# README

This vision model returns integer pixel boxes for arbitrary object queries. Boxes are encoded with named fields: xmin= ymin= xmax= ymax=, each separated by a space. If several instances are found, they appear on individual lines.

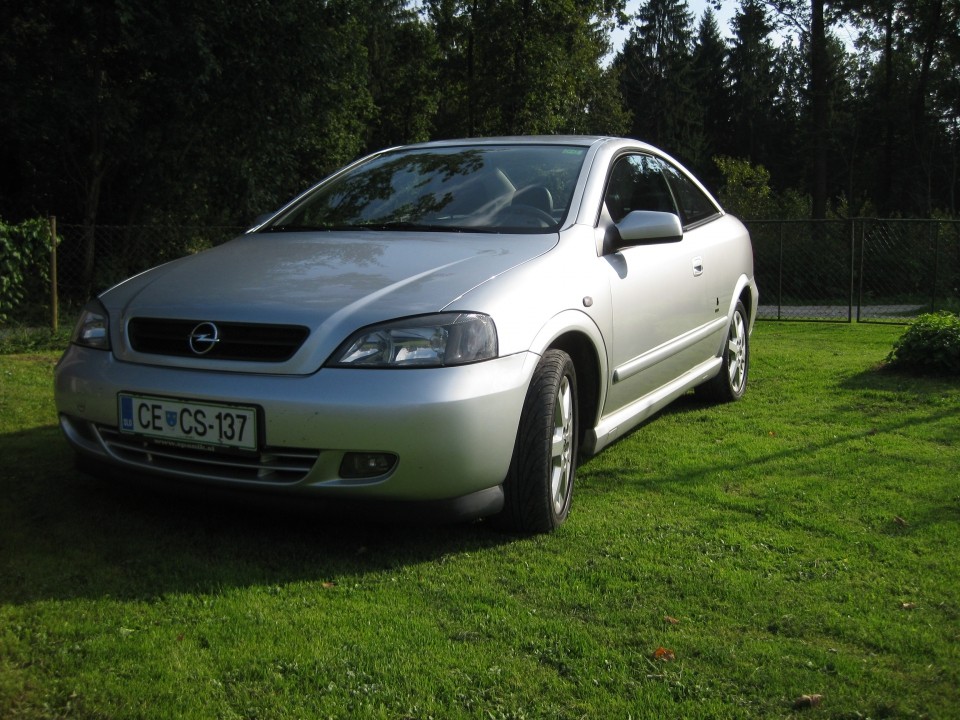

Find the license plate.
xmin=119 ymin=394 xmax=258 ymax=451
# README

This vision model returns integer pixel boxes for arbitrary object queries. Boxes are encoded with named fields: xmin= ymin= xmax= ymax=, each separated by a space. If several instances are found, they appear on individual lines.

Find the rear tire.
xmin=697 ymin=299 xmax=749 ymax=402
xmin=496 ymin=349 xmax=578 ymax=534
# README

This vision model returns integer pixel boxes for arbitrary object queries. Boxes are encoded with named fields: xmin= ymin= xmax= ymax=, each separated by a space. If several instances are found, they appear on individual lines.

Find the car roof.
xmin=393 ymin=136 xmax=652 ymax=151
xmin=404 ymin=135 xmax=605 ymax=146
xmin=386 ymin=136 xmax=670 ymax=162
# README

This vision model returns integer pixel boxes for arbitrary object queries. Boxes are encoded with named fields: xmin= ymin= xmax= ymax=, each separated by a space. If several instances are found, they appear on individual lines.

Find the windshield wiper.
xmin=354 ymin=221 xmax=458 ymax=232
xmin=260 ymin=224 xmax=376 ymax=233
xmin=261 ymin=221 xmax=498 ymax=234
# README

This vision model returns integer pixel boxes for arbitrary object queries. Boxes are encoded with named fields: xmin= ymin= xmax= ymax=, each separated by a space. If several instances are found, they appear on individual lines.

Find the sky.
xmin=604 ymin=0 xmax=738 ymax=64
xmin=611 ymin=0 xmax=739 ymax=47
xmin=608 ymin=0 xmax=862 ymax=55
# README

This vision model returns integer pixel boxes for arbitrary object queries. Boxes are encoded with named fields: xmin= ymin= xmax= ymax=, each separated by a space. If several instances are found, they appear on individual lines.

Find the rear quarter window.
xmin=662 ymin=163 xmax=721 ymax=227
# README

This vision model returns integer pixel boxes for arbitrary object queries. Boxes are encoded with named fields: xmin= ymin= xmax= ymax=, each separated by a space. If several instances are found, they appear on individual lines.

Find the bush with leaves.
xmin=714 ymin=156 xmax=777 ymax=220
xmin=714 ymin=156 xmax=811 ymax=221
xmin=886 ymin=312 xmax=960 ymax=375
xmin=0 ymin=217 xmax=52 ymax=323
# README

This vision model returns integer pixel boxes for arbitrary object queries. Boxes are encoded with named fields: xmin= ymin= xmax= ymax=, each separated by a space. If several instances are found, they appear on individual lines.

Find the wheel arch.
xmin=733 ymin=274 xmax=759 ymax=334
xmin=546 ymin=330 xmax=602 ymax=461
xmin=523 ymin=310 xmax=610 ymax=459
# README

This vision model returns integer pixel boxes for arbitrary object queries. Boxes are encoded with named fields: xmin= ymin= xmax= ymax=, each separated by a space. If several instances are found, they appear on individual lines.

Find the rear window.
xmin=661 ymin=162 xmax=721 ymax=226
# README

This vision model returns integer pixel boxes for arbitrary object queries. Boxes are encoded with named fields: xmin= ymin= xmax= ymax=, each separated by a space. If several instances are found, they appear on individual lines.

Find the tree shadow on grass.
xmin=577 ymin=372 xmax=960 ymax=556
xmin=578 ymin=380 xmax=959 ymax=507
xmin=0 ymin=426 xmax=514 ymax=605
xmin=575 ymin=392 xmax=717 ymax=486
xmin=839 ymin=364 xmax=960 ymax=393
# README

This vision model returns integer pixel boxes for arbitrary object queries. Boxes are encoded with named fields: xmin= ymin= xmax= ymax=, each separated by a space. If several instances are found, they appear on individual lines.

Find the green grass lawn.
xmin=1 ymin=322 xmax=957 ymax=719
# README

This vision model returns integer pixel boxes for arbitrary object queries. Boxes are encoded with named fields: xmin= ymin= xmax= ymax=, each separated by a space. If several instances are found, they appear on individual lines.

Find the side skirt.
xmin=582 ymin=356 xmax=722 ymax=456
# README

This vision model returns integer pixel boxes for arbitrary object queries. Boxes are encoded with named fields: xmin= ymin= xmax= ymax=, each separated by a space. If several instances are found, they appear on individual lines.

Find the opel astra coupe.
xmin=55 ymin=136 xmax=758 ymax=533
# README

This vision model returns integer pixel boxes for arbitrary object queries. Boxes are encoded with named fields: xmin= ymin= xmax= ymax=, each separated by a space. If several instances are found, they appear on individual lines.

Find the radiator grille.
xmin=128 ymin=318 xmax=309 ymax=362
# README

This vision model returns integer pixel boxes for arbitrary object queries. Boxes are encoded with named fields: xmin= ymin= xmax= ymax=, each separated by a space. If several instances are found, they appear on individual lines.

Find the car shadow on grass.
xmin=0 ymin=426 xmax=515 ymax=605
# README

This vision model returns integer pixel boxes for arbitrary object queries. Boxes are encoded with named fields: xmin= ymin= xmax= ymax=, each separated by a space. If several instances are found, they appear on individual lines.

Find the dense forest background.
xmin=1 ymin=0 xmax=957 ymax=230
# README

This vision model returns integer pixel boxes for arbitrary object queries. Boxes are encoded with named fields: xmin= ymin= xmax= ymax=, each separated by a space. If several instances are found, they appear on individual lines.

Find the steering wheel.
xmin=495 ymin=204 xmax=556 ymax=228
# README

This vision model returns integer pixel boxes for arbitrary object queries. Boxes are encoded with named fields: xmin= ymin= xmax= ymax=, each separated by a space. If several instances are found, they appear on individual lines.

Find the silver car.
xmin=55 ymin=136 xmax=757 ymax=533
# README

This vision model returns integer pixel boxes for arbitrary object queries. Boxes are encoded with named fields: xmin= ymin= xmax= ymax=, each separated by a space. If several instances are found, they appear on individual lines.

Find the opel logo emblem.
xmin=188 ymin=322 xmax=220 ymax=355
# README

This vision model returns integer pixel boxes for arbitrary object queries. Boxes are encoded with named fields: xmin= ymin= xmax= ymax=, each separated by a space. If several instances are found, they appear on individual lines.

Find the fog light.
xmin=339 ymin=452 xmax=397 ymax=479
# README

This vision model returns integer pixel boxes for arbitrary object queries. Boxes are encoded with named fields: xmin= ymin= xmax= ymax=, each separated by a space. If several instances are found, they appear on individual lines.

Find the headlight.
xmin=70 ymin=299 xmax=111 ymax=350
xmin=329 ymin=313 xmax=497 ymax=368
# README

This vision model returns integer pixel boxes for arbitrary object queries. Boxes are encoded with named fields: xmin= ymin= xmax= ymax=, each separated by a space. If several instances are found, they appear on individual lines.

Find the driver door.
xmin=601 ymin=154 xmax=712 ymax=414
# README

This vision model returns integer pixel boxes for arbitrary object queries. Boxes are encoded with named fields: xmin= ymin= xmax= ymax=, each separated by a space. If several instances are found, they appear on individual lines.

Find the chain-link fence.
xmin=51 ymin=223 xmax=247 ymax=325
xmin=2 ymin=218 xmax=958 ymax=331
xmin=749 ymin=218 xmax=959 ymax=322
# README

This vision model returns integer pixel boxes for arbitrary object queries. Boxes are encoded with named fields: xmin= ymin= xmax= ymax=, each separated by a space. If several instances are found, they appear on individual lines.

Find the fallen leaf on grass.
xmin=793 ymin=694 xmax=823 ymax=709
xmin=652 ymin=646 xmax=675 ymax=661
xmin=900 ymin=602 xmax=917 ymax=610
xmin=321 ymin=582 xmax=336 ymax=589
xmin=893 ymin=516 xmax=909 ymax=527
xmin=664 ymin=615 xmax=680 ymax=625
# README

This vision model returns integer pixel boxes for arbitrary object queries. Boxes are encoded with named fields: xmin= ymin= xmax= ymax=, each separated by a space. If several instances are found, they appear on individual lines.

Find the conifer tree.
xmin=617 ymin=0 xmax=699 ymax=160
xmin=690 ymin=8 xmax=733 ymax=183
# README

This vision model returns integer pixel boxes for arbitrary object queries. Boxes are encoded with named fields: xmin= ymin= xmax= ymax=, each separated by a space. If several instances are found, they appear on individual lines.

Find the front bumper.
xmin=55 ymin=346 xmax=537 ymax=510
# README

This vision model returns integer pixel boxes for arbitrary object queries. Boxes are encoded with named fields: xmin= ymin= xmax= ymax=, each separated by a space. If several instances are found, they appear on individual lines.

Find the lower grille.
xmin=96 ymin=425 xmax=318 ymax=484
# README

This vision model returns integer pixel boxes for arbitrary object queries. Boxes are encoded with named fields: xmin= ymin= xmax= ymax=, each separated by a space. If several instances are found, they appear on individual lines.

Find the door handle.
xmin=692 ymin=256 xmax=704 ymax=277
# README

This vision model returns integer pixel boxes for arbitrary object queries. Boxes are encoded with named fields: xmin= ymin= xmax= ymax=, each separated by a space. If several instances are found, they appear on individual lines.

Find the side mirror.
xmin=611 ymin=210 xmax=683 ymax=250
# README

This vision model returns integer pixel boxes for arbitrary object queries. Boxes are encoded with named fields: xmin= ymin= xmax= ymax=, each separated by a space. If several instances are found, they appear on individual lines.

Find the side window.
xmin=603 ymin=155 xmax=677 ymax=223
xmin=661 ymin=162 xmax=721 ymax=226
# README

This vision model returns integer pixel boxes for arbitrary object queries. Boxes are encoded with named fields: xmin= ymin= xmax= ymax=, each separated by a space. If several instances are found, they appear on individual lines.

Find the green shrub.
xmin=886 ymin=311 xmax=960 ymax=375
xmin=0 ymin=217 xmax=53 ymax=323
xmin=715 ymin=156 xmax=777 ymax=220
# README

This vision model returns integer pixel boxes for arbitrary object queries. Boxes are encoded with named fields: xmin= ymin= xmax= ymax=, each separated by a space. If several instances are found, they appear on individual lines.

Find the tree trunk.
xmin=810 ymin=0 xmax=828 ymax=219
xmin=80 ymin=155 xmax=105 ymax=299
xmin=880 ymin=9 xmax=894 ymax=216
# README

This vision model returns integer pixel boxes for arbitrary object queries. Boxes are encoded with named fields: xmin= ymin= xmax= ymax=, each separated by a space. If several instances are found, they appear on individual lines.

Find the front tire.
xmin=697 ymin=299 xmax=750 ymax=402
xmin=497 ymin=349 xmax=578 ymax=534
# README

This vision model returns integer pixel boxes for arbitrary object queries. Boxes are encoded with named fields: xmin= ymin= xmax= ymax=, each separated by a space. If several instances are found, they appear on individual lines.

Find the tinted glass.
xmin=266 ymin=145 xmax=588 ymax=234
xmin=661 ymin=162 xmax=720 ymax=226
xmin=603 ymin=155 xmax=677 ymax=222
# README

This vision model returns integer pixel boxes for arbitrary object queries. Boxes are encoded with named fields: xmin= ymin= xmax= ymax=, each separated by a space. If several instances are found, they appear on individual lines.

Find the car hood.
xmin=105 ymin=230 xmax=556 ymax=371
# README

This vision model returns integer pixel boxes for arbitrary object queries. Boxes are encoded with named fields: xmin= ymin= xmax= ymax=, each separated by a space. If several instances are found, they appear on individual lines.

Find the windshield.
xmin=265 ymin=144 xmax=588 ymax=234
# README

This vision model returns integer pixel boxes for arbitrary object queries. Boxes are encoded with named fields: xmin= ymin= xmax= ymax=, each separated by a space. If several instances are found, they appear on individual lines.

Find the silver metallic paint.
xmin=55 ymin=136 xmax=758 ymax=514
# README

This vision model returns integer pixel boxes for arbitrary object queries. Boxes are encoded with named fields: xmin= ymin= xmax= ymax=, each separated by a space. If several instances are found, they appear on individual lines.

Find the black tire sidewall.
xmin=728 ymin=300 xmax=749 ymax=400
xmin=499 ymin=349 xmax=578 ymax=533
xmin=696 ymin=299 xmax=749 ymax=403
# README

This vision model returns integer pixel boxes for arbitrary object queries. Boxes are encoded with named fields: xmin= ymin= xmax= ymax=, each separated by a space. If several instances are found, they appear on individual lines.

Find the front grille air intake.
xmin=128 ymin=318 xmax=309 ymax=362
xmin=96 ymin=425 xmax=319 ymax=484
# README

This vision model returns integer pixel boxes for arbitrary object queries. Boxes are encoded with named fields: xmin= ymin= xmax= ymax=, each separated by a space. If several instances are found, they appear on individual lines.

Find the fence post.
xmin=849 ymin=218 xmax=856 ymax=322
xmin=777 ymin=221 xmax=784 ymax=320
xmin=930 ymin=221 xmax=939 ymax=312
xmin=49 ymin=216 xmax=58 ymax=332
